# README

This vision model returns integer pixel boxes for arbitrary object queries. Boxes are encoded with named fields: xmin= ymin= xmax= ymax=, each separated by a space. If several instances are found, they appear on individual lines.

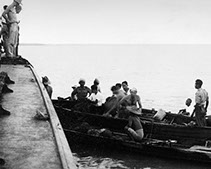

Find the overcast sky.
xmin=1 ymin=0 xmax=211 ymax=44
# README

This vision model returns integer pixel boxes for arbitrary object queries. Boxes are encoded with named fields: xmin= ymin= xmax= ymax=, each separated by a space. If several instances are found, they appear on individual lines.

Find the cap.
xmin=130 ymin=87 xmax=137 ymax=93
xmin=79 ymin=78 xmax=85 ymax=83
xmin=94 ymin=78 xmax=100 ymax=84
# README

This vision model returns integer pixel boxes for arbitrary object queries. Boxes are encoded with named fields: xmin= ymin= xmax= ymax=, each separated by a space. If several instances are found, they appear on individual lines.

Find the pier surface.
xmin=0 ymin=64 xmax=75 ymax=169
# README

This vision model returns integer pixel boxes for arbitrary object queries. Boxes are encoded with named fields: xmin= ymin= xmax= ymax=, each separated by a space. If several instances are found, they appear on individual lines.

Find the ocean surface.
xmin=20 ymin=44 xmax=211 ymax=169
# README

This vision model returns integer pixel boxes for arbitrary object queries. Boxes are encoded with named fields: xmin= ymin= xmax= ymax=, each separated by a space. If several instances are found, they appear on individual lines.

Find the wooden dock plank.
xmin=0 ymin=65 xmax=75 ymax=169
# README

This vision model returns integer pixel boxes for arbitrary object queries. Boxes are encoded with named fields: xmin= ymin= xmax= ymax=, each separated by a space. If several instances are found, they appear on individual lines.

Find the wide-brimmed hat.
xmin=126 ymin=106 xmax=142 ymax=115
xmin=42 ymin=76 xmax=50 ymax=85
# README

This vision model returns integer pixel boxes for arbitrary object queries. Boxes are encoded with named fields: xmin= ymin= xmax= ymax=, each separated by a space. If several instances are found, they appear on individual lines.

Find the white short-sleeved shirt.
xmin=185 ymin=106 xmax=194 ymax=115
xmin=195 ymin=88 xmax=209 ymax=106
xmin=89 ymin=92 xmax=104 ymax=106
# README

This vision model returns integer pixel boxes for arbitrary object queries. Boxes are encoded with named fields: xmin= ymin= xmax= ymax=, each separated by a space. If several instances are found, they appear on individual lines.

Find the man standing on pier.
xmin=191 ymin=79 xmax=209 ymax=127
xmin=1 ymin=0 xmax=22 ymax=58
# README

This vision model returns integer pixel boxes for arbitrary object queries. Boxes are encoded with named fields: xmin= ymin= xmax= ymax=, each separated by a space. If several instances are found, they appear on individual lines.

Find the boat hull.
xmin=64 ymin=129 xmax=211 ymax=164
xmin=54 ymin=103 xmax=211 ymax=146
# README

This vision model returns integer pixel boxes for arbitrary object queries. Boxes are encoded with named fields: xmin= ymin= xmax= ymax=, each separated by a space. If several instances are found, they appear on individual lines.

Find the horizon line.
xmin=19 ymin=43 xmax=211 ymax=46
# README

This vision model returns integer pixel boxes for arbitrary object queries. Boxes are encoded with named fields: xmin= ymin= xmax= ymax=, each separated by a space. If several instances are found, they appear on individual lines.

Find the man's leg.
xmin=195 ymin=106 xmax=206 ymax=127
xmin=7 ymin=24 xmax=18 ymax=57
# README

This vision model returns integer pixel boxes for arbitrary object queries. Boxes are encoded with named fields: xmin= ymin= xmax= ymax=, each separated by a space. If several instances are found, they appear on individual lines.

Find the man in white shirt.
xmin=89 ymin=85 xmax=104 ymax=107
xmin=191 ymin=79 xmax=209 ymax=127
xmin=178 ymin=98 xmax=193 ymax=116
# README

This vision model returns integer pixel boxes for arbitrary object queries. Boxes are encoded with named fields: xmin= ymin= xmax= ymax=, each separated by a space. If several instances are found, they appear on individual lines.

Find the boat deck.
xmin=0 ymin=64 xmax=75 ymax=169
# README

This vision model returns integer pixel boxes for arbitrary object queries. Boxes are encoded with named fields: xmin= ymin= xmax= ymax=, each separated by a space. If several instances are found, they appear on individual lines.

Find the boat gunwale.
xmin=30 ymin=66 xmax=76 ymax=169
xmin=55 ymin=104 xmax=211 ymax=130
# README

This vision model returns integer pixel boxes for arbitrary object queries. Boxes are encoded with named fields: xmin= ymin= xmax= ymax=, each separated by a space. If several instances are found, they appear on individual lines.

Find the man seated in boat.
xmin=118 ymin=87 xmax=142 ymax=119
xmin=122 ymin=81 xmax=130 ymax=95
xmin=103 ymin=85 xmax=125 ymax=117
xmin=166 ymin=98 xmax=194 ymax=125
xmin=92 ymin=78 xmax=101 ymax=93
xmin=124 ymin=106 xmax=144 ymax=142
xmin=191 ymin=79 xmax=209 ymax=127
xmin=88 ymin=85 xmax=104 ymax=114
xmin=115 ymin=83 xmax=126 ymax=96
xmin=178 ymin=98 xmax=193 ymax=116
xmin=71 ymin=78 xmax=91 ymax=102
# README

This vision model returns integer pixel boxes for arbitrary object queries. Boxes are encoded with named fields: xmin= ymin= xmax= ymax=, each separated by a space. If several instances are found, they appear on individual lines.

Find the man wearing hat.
xmin=93 ymin=78 xmax=101 ymax=93
xmin=2 ymin=0 xmax=22 ymax=57
xmin=71 ymin=79 xmax=91 ymax=101
xmin=125 ymin=105 xmax=144 ymax=142
xmin=42 ymin=76 xmax=53 ymax=99
xmin=118 ymin=87 xmax=142 ymax=118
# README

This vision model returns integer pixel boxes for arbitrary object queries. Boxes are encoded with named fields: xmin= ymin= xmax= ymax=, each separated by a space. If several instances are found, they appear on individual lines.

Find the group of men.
xmin=69 ymin=78 xmax=142 ymax=118
xmin=69 ymin=78 xmax=209 ymax=127
xmin=0 ymin=0 xmax=22 ymax=58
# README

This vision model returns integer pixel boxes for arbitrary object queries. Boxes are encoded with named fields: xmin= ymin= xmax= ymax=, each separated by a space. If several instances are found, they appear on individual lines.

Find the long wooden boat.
xmin=63 ymin=128 xmax=211 ymax=163
xmin=53 ymin=99 xmax=211 ymax=146
xmin=53 ymin=99 xmax=195 ymax=124
xmin=53 ymin=104 xmax=211 ymax=163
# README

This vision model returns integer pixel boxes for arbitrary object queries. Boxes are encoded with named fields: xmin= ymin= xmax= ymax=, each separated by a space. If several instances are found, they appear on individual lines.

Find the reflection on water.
xmin=76 ymin=156 xmax=127 ymax=169
xmin=71 ymin=144 xmax=210 ymax=169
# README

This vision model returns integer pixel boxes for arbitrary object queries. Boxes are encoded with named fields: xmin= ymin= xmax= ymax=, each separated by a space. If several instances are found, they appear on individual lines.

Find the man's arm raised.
xmin=2 ymin=2 xmax=16 ymax=23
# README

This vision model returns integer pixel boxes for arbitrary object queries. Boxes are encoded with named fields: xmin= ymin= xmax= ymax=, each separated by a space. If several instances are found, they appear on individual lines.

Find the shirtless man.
xmin=2 ymin=0 xmax=22 ymax=57
xmin=118 ymin=88 xmax=142 ymax=118
xmin=124 ymin=106 xmax=144 ymax=142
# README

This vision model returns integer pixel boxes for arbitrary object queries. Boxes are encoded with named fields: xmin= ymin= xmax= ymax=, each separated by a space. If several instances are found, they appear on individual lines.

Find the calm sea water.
xmin=20 ymin=44 xmax=211 ymax=169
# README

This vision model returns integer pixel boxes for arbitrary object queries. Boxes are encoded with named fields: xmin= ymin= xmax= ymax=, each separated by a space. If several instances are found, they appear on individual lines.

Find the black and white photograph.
xmin=0 ymin=0 xmax=211 ymax=168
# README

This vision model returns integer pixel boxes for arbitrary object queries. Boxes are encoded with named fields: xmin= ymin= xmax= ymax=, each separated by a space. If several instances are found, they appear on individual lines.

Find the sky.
xmin=1 ymin=0 xmax=211 ymax=44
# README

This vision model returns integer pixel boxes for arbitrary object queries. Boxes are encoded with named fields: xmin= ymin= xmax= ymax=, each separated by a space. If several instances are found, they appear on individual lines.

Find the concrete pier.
xmin=0 ymin=64 xmax=76 ymax=169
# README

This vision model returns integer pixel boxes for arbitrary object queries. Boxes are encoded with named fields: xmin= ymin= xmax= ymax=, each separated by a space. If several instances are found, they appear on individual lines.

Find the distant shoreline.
xmin=19 ymin=43 xmax=211 ymax=46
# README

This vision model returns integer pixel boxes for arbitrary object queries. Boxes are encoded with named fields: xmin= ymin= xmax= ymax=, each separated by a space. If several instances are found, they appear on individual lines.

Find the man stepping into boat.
xmin=191 ymin=79 xmax=209 ymax=127
xmin=118 ymin=88 xmax=142 ymax=118
xmin=71 ymin=78 xmax=91 ymax=101
xmin=124 ymin=106 xmax=144 ymax=142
